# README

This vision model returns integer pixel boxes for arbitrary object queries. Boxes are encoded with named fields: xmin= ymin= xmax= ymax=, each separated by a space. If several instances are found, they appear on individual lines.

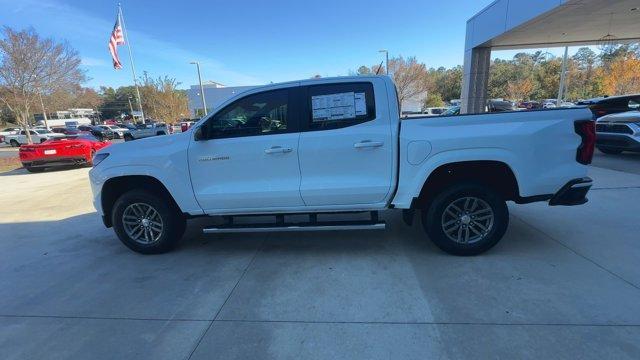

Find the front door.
xmin=188 ymin=87 xmax=304 ymax=212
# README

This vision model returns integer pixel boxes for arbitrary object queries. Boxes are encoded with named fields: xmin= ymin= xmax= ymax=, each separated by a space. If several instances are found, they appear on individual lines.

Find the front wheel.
xmin=112 ymin=190 xmax=186 ymax=254
xmin=10 ymin=139 xmax=20 ymax=147
xmin=422 ymin=183 xmax=509 ymax=256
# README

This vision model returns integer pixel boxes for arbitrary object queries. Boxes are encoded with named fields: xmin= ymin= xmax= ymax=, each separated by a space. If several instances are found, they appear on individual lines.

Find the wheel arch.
xmin=101 ymin=175 xmax=183 ymax=227
xmin=413 ymin=160 xmax=520 ymax=209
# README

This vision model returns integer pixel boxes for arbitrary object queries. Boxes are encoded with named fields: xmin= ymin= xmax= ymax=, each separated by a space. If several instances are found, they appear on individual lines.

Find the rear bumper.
xmin=549 ymin=177 xmax=593 ymax=206
xmin=21 ymin=155 xmax=88 ymax=168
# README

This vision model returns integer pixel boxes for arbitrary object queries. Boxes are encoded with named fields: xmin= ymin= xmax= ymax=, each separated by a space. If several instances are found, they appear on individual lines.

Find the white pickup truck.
xmin=89 ymin=76 xmax=596 ymax=256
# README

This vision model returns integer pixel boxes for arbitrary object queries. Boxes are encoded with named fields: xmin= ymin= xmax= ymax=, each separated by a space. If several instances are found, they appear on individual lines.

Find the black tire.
xmin=124 ymin=134 xmax=133 ymax=142
xmin=422 ymin=183 xmax=509 ymax=256
xmin=10 ymin=139 xmax=19 ymax=147
xmin=112 ymin=189 xmax=186 ymax=254
xmin=597 ymin=147 xmax=623 ymax=155
xmin=156 ymin=131 xmax=164 ymax=136
xmin=25 ymin=166 xmax=45 ymax=173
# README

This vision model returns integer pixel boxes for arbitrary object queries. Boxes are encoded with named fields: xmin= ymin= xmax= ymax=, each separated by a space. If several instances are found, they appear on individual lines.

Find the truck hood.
xmin=97 ymin=132 xmax=188 ymax=156
xmin=598 ymin=111 xmax=640 ymax=124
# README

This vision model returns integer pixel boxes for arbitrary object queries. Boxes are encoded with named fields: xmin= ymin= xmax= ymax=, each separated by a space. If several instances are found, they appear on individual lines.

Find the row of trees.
xmin=353 ymin=44 xmax=640 ymax=111
xmin=0 ymin=27 xmax=189 ymax=137
xmin=489 ymin=45 xmax=640 ymax=101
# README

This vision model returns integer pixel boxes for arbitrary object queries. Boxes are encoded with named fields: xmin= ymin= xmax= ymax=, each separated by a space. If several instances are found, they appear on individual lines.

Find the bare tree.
xmin=0 ymin=27 xmax=85 ymax=143
xmin=388 ymin=56 xmax=430 ymax=111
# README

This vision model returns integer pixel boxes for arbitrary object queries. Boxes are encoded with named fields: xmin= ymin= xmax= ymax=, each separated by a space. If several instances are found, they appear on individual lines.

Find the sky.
xmin=0 ymin=0 xmax=586 ymax=90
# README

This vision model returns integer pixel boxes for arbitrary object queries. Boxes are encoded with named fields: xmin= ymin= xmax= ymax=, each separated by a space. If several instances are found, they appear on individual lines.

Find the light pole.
xmin=190 ymin=61 xmax=208 ymax=116
xmin=379 ymin=49 xmax=389 ymax=75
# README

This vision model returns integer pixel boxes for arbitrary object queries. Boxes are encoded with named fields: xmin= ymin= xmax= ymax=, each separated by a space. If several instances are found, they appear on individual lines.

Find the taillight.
xmin=65 ymin=144 xmax=85 ymax=149
xmin=574 ymin=120 xmax=595 ymax=165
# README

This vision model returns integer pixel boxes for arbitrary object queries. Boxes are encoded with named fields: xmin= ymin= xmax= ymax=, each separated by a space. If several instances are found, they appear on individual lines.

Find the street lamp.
xmin=378 ymin=49 xmax=389 ymax=75
xmin=190 ymin=61 xmax=208 ymax=116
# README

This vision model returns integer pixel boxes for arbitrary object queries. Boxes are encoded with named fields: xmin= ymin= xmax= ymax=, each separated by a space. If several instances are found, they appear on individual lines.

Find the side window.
xmin=205 ymin=89 xmax=289 ymax=139
xmin=629 ymin=99 xmax=639 ymax=109
xmin=20 ymin=131 xmax=26 ymax=135
xmin=307 ymin=82 xmax=376 ymax=131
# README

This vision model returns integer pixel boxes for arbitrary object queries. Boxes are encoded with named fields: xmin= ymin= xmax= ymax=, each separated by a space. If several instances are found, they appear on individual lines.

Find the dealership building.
xmin=462 ymin=0 xmax=640 ymax=113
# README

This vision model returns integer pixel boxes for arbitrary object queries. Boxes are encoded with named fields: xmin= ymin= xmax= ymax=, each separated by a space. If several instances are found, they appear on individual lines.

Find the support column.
xmin=461 ymin=46 xmax=491 ymax=114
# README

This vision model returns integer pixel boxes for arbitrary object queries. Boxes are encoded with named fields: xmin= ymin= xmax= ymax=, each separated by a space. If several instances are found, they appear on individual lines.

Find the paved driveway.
xmin=0 ymin=160 xmax=639 ymax=359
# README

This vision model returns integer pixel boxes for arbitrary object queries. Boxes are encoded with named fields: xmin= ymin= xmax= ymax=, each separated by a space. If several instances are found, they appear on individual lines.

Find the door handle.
xmin=354 ymin=140 xmax=384 ymax=149
xmin=265 ymin=146 xmax=293 ymax=154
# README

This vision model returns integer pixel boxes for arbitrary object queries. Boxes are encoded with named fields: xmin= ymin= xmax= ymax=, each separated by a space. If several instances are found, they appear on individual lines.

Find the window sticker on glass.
xmin=355 ymin=92 xmax=367 ymax=116
xmin=312 ymin=92 xmax=358 ymax=121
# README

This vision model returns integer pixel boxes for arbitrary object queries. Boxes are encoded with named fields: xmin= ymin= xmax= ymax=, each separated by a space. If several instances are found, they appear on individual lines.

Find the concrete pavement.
xmin=0 ymin=162 xmax=639 ymax=359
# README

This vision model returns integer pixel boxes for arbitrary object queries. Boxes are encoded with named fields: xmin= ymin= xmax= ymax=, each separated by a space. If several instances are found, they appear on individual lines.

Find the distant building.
xmin=187 ymin=81 xmax=258 ymax=118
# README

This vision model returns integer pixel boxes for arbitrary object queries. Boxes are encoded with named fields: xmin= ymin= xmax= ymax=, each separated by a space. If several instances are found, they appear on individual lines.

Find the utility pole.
xmin=557 ymin=46 xmax=569 ymax=106
xmin=190 ymin=61 xmax=207 ymax=116
xmin=379 ymin=49 xmax=389 ymax=75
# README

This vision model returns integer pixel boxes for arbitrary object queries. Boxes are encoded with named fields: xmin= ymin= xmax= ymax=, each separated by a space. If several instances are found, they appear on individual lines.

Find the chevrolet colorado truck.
xmin=89 ymin=76 xmax=596 ymax=256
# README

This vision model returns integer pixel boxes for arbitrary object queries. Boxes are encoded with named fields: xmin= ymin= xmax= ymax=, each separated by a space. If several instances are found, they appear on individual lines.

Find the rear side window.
xmin=306 ymin=82 xmax=375 ymax=131
xmin=629 ymin=99 xmax=639 ymax=109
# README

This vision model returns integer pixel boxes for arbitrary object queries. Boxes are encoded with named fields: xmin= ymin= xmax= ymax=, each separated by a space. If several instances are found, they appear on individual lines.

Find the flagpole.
xmin=118 ymin=3 xmax=145 ymax=123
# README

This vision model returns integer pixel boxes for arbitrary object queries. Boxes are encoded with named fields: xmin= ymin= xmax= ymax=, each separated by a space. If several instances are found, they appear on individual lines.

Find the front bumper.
xmin=549 ymin=177 xmax=593 ymax=206
xmin=596 ymin=133 xmax=640 ymax=152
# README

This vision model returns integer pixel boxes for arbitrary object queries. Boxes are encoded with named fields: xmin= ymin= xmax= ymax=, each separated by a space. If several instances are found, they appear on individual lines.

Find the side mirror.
xmin=194 ymin=125 xmax=206 ymax=141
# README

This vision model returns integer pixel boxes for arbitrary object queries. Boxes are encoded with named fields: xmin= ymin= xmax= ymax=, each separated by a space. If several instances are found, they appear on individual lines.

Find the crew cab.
xmin=89 ymin=76 xmax=595 ymax=256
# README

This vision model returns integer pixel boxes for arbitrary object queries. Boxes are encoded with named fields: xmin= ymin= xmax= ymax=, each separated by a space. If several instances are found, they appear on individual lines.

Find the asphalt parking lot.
xmin=1 ymin=153 xmax=639 ymax=359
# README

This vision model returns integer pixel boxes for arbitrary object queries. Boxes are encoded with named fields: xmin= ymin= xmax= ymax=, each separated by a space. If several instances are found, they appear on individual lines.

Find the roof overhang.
xmin=466 ymin=0 xmax=640 ymax=51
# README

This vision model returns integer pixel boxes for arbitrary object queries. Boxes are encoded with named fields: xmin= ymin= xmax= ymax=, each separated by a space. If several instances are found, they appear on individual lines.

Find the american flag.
xmin=108 ymin=13 xmax=125 ymax=70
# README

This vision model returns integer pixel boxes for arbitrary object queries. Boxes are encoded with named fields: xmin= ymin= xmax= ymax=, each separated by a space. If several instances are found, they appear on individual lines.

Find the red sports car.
xmin=19 ymin=134 xmax=111 ymax=173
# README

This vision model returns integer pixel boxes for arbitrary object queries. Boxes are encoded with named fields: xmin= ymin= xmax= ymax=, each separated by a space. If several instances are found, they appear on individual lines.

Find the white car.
xmin=1 ymin=127 xmax=21 ymax=136
xmin=4 ymin=129 xmax=65 ymax=146
xmin=90 ymin=76 xmax=595 ymax=256
xmin=99 ymin=125 xmax=128 ymax=139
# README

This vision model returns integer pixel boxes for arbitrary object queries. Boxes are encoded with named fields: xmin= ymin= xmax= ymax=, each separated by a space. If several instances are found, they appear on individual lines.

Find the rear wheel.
xmin=10 ymin=139 xmax=19 ymax=147
xmin=597 ymin=147 xmax=623 ymax=155
xmin=422 ymin=183 xmax=508 ymax=256
xmin=124 ymin=134 xmax=133 ymax=142
xmin=112 ymin=189 xmax=186 ymax=254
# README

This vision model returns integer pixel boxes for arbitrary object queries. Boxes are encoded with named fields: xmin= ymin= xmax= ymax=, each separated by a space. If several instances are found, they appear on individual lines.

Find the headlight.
xmin=93 ymin=153 xmax=109 ymax=167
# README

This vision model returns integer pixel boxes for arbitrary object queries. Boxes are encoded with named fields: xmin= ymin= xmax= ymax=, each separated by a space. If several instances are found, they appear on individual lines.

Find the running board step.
xmin=203 ymin=221 xmax=386 ymax=234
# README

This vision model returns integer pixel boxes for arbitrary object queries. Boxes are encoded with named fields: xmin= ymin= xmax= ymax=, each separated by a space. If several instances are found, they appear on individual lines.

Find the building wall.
xmin=187 ymin=84 xmax=258 ymax=117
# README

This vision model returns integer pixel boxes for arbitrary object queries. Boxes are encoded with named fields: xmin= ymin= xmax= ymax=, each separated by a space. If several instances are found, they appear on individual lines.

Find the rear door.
xmin=298 ymin=80 xmax=394 ymax=206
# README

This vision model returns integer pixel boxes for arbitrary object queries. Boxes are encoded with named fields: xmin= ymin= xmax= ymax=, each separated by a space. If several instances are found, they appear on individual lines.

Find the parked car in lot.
xmin=98 ymin=124 xmax=128 ymax=139
xmin=1 ymin=127 xmax=21 ymax=136
xmin=439 ymin=105 xmax=460 ymax=116
xmin=77 ymin=125 xmax=115 ymax=141
xmin=90 ymin=76 xmax=595 ymax=256
xmin=51 ymin=127 xmax=81 ymax=136
xmin=19 ymin=134 xmax=111 ymax=173
xmin=4 ymin=129 xmax=65 ymax=146
xmin=577 ymin=94 xmax=640 ymax=118
xmin=123 ymin=123 xmax=168 ymax=141
xmin=595 ymin=111 xmax=640 ymax=154
xmin=423 ymin=107 xmax=448 ymax=116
